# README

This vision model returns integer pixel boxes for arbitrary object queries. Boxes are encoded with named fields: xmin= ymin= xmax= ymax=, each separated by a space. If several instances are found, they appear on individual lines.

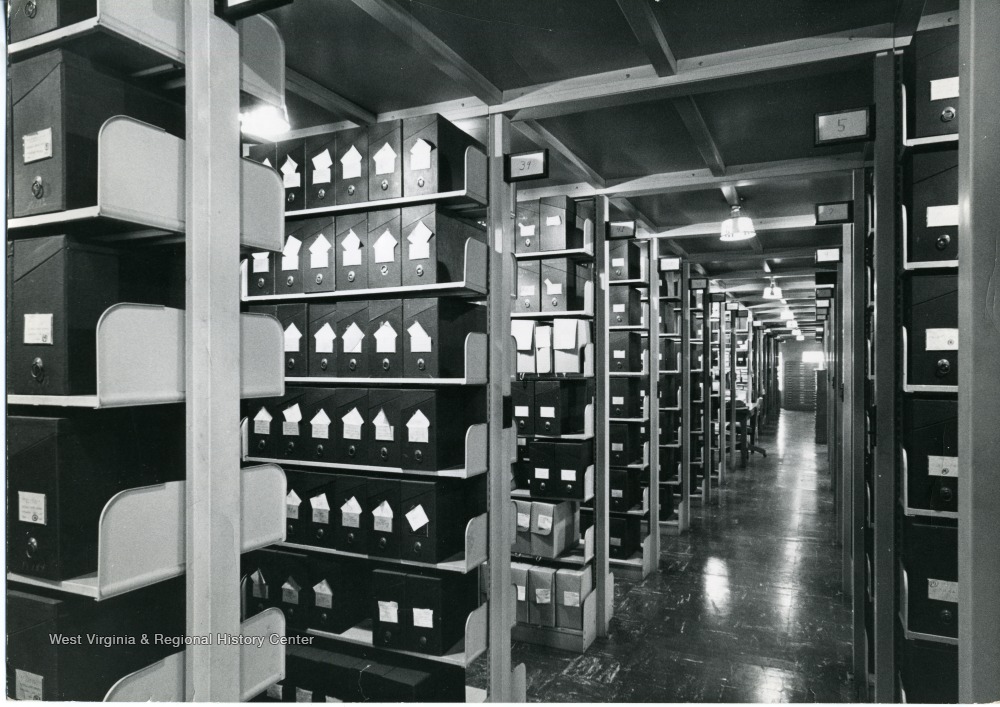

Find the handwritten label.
xmin=378 ymin=600 xmax=399 ymax=623
xmin=23 ymin=314 xmax=53 ymax=345
xmin=928 ymin=579 xmax=958 ymax=603
xmin=928 ymin=455 xmax=958 ymax=478
xmin=23 ymin=128 xmax=52 ymax=164
xmin=18 ymin=491 xmax=46 ymax=525
xmin=413 ymin=608 xmax=434 ymax=629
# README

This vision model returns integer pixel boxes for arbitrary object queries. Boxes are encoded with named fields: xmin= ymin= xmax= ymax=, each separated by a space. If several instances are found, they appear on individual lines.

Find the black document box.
xmin=609 ymin=516 xmax=641 ymax=559
xmin=297 ymin=216 xmax=337 ymax=294
xmin=516 ymin=261 xmax=542 ymax=314
xmin=272 ymin=388 xmax=310 ymax=461
xmin=403 ymin=298 xmax=485 ymax=379
xmin=368 ymin=208 xmax=402 ymax=289
xmin=902 ymin=518 xmax=958 ymax=640
xmin=304 ymin=131 xmax=338 ymax=210
xmin=333 ymin=475 xmax=370 ymax=554
xmin=906 ymin=25 xmax=959 ymax=140
xmin=533 ymin=380 xmax=590 ymax=436
xmin=249 ymin=304 xmax=307 ymax=377
xmin=399 ymin=389 xmax=486 ymax=471
xmin=368 ymin=388 xmax=407 ymax=467
xmin=367 ymin=478 xmax=402 ymax=559
xmin=541 ymin=258 xmax=591 ymax=313
xmin=306 ymin=557 xmax=369 ymax=635
xmin=275 ymin=138 xmax=305 ymax=211
xmin=610 ymin=331 xmax=643 ymax=372
xmin=610 ymin=287 xmax=641 ymax=326
xmin=528 ymin=440 xmax=594 ymax=500
xmin=899 ymin=639 xmax=957 ymax=703
xmin=7 ymin=235 xmax=118 ymax=396
xmin=246 ymin=250 xmax=275 ymax=296
xmin=283 ymin=469 xmax=336 ymax=548
xmin=7 ymin=410 xmax=184 ymax=580
xmin=512 ymin=380 xmax=535 ymax=437
xmin=399 ymin=480 xmax=466 ymax=563
xmin=609 ymin=240 xmax=641 ymax=281
xmin=610 ymin=468 xmax=640 ymax=512
xmin=306 ymin=303 xmax=338 ymax=378
xmin=610 ymin=422 xmax=640 ymax=466
xmin=271 ymin=550 xmax=313 ymax=631
xmin=9 ymin=49 xmax=183 ymax=218
xmin=369 ymin=120 xmax=403 ymax=201
xmin=336 ymin=212 xmax=369 ymax=291
xmin=276 ymin=227 xmax=306 ymax=295
xmin=369 ymin=298 xmax=404 ymax=378
xmin=332 ymin=387 xmax=370 ymax=465
xmin=516 ymin=199 xmax=540 ymax=253
xmin=400 ymin=205 xmax=485 ymax=287
xmin=902 ymin=396 xmax=958 ymax=514
xmin=402 ymin=114 xmax=480 ymax=197
xmin=610 ymin=377 xmax=643 ymax=418
xmin=335 ymin=127 xmax=369 ymax=204
xmin=539 ymin=196 xmax=579 ymax=251
xmin=905 ymin=147 xmax=958 ymax=263
xmin=903 ymin=273 xmax=958 ymax=388
xmin=372 ymin=569 xmax=408 ymax=649
xmin=333 ymin=300 xmax=369 ymax=378
xmin=6 ymin=579 xmax=184 ymax=701
xmin=405 ymin=573 xmax=478 ymax=655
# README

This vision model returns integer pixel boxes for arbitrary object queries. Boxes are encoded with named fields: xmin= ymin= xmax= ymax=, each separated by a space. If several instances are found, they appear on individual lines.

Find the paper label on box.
xmin=926 ymin=328 xmax=958 ymax=351
xmin=612 ymin=489 xmax=623 ymax=498
xmin=314 ymin=323 xmax=336 ymax=354
xmin=410 ymin=139 xmax=433 ymax=171
xmin=928 ymin=578 xmax=958 ymax=603
xmin=611 ymin=258 xmax=625 ymax=268
xmin=613 ymin=350 xmax=625 ymax=359
xmin=413 ymin=607 xmax=434 ymax=628
xmin=286 ymin=490 xmax=301 ymax=519
xmin=407 ymin=410 xmax=430 ymax=443
xmin=610 ymin=537 xmax=622 ymax=547
xmin=373 ymin=230 xmax=398 ymax=264
xmin=251 ymin=571 xmax=268 ymax=599
xmin=314 ymin=580 xmax=333 ymax=609
xmin=373 ymin=500 xmax=394 ymax=532
xmin=325 ymin=698 xmax=342 ymax=703
xmin=282 ymin=421 xmax=299 ymax=436
xmin=266 ymin=684 xmax=283 ymax=700
xmin=309 ymin=234 xmax=332 ymax=269
xmin=254 ymin=408 xmax=272 ymax=435
xmin=281 ymin=156 xmax=301 ymax=189
xmin=407 ymin=321 xmax=433 ymax=353
xmin=561 ymin=469 xmax=576 ymax=481
xmin=282 ymin=403 xmax=302 ymax=437
xmin=514 ymin=405 xmax=530 ymax=417
xmin=535 ymin=327 xmax=552 ymax=348
xmin=534 ymin=468 xmax=549 ymax=480
xmin=519 ymin=224 xmax=536 ymax=237
xmin=563 ymin=591 xmax=581 ymax=607
xmin=23 ymin=314 xmax=53 ymax=345
xmin=282 ymin=578 xmax=301 ymax=604
xmin=23 ymin=128 xmax=52 ymax=164
xmin=517 ymin=512 xmax=531 ymax=529
xmin=613 ymin=304 xmax=626 ymax=313
xmin=535 ymin=588 xmax=551 ymax=604
xmin=342 ymin=407 xmax=363 ymax=440
xmin=252 ymin=252 xmax=270 ymax=273
xmin=341 ymin=145 xmax=362 ymax=179
xmin=311 ymin=494 xmax=330 ymax=524
xmin=18 ymin=491 xmax=46 ymax=525
xmin=544 ymin=278 xmax=563 ymax=296
xmin=311 ymin=409 xmax=331 ymax=439
xmin=537 ymin=514 xmax=553 ymax=531
xmin=612 ymin=396 xmax=625 ymax=405
xmin=312 ymin=147 xmax=333 ymax=180
xmin=545 ymin=215 xmax=562 ymax=227
xmin=926 ymin=205 xmax=959 ymax=228
xmin=612 ymin=443 xmax=623 ymax=451
xmin=928 ymin=455 xmax=959 ymax=477
xmin=296 ymin=688 xmax=313 ymax=702
xmin=373 ymin=410 xmax=394 ymax=442
xmin=374 ymin=143 xmax=397 ymax=175
xmin=407 ymin=221 xmax=433 ymax=260
xmin=406 ymin=504 xmax=429 ymax=531
xmin=342 ymin=230 xmax=363 ymax=266
xmin=374 ymin=321 xmax=398 ymax=353
xmin=539 ymin=406 xmax=555 ymax=419
xmin=341 ymin=496 xmax=362 ymax=528
xmin=519 ymin=284 xmax=536 ymax=296
xmin=517 ymin=585 xmax=526 ymax=601
xmin=378 ymin=600 xmax=399 ymax=623
xmin=282 ymin=236 xmax=302 ymax=272
xmin=284 ymin=323 xmax=302 ymax=353
xmin=930 ymin=76 xmax=960 ymax=101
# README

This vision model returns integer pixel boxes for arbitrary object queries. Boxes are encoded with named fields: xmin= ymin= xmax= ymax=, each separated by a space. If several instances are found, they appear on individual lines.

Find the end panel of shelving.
xmin=237 ymin=15 xmax=286 ymax=109
xmin=240 ymin=313 xmax=285 ymax=399
xmin=240 ymin=609 xmax=287 ymax=700
xmin=242 ymin=465 xmax=288 ymax=552
xmin=104 ymin=651 xmax=186 ymax=702
xmin=241 ymin=159 xmax=284 ymax=253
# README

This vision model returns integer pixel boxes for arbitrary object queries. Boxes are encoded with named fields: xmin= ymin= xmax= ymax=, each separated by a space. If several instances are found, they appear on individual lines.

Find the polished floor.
xmin=491 ymin=410 xmax=855 ymax=703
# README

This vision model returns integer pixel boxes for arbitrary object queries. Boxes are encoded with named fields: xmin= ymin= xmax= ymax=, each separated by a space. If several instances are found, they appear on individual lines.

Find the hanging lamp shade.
xmin=780 ymin=308 xmax=794 ymax=320
xmin=720 ymin=205 xmax=756 ymax=241
xmin=762 ymin=277 xmax=782 ymax=300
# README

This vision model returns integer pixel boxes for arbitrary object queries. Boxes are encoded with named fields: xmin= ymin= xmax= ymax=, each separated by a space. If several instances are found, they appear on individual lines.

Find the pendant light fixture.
xmin=780 ymin=308 xmax=794 ymax=320
xmin=785 ymin=319 xmax=796 ymax=329
xmin=720 ymin=204 xmax=756 ymax=241
xmin=762 ymin=277 xmax=782 ymax=299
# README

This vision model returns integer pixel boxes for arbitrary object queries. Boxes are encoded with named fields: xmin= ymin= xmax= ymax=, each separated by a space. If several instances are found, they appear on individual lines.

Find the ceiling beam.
xmin=515 ymin=120 xmax=606 ymax=189
xmin=688 ymin=246 xmax=824 ymax=263
xmin=498 ymin=23 xmax=896 ymax=121
xmin=647 ymin=214 xmax=819 ymax=239
xmin=518 ymin=153 xmax=864 ymax=202
xmin=672 ymin=96 xmax=727 ymax=176
xmin=347 ymin=0 xmax=502 ymax=105
xmin=720 ymin=186 xmax=740 ymax=206
xmin=714 ymin=267 xmax=817 ymax=280
xmin=615 ymin=0 xmax=677 ymax=76
xmin=286 ymin=69 xmax=377 ymax=125
xmin=894 ymin=0 xmax=928 ymax=38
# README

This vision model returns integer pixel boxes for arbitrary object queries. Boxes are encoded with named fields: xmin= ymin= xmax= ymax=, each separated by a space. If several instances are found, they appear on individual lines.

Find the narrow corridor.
xmin=512 ymin=410 xmax=854 ymax=702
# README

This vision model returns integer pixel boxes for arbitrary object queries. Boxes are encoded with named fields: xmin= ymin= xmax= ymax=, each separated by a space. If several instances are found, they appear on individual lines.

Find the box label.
xmin=267 ymin=684 xmax=283 ymax=700
xmin=612 ymin=489 xmax=623 ymax=498
xmin=296 ymin=688 xmax=313 ymax=702
xmin=613 ymin=304 xmax=626 ymax=313
xmin=405 ymin=504 xmax=429 ymax=531
xmin=378 ymin=600 xmax=399 ymax=623
xmin=516 ymin=512 xmax=531 ymax=529
xmin=23 ymin=128 xmax=52 ymax=164
xmin=514 ymin=405 xmax=529 ymax=417
xmin=373 ymin=501 xmax=394 ymax=532
xmin=545 ymin=279 xmax=563 ymax=296
xmin=612 ymin=396 xmax=625 ymax=405
xmin=560 ymin=469 xmax=576 ymax=481
xmin=252 ymin=252 xmax=270 ymax=273
xmin=286 ymin=490 xmax=301 ymax=520
xmin=611 ymin=258 xmax=625 ymax=268
xmin=928 ymin=578 xmax=958 ymax=603
xmin=534 ymin=468 xmax=549 ymax=480
xmin=537 ymin=514 xmax=553 ymax=531
xmin=516 ymin=585 xmax=526 ymax=601
xmin=539 ymin=406 xmax=555 ymax=419
xmin=18 ymin=491 xmax=46 ymax=525
xmin=614 ymin=350 xmax=625 ymax=359
xmin=930 ymin=76 xmax=960 ymax=101
xmin=610 ymin=537 xmax=622 ymax=547
xmin=612 ymin=443 xmax=623 ymax=452
xmin=412 ymin=608 xmax=434 ymax=629
xmin=311 ymin=494 xmax=330 ymax=525
xmin=534 ymin=588 xmax=551 ymax=604
xmin=23 ymin=314 xmax=53 ymax=345
xmin=926 ymin=204 xmax=959 ymax=228
xmin=928 ymin=455 xmax=958 ymax=478
xmin=563 ymin=591 xmax=581 ymax=607
xmin=926 ymin=328 xmax=958 ymax=351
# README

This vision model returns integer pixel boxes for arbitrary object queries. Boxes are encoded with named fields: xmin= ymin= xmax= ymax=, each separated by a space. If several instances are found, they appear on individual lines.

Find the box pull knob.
xmin=380 ymin=265 xmax=389 ymax=276
xmin=286 ymin=275 xmax=295 ymax=287
xmin=936 ymin=358 xmax=952 ymax=377
xmin=413 ymin=541 xmax=422 ymax=555
xmin=415 ymin=265 xmax=424 ymax=277
xmin=30 ymin=357 xmax=44 ymax=381
xmin=348 ymin=271 xmax=356 ymax=282
xmin=285 ymin=441 xmax=295 ymax=454
xmin=315 ymin=527 xmax=325 ymax=539
xmin=257 ymin=277 xmax=266 ymax=289
xmin=347 ymin=532 xmax=355 ymax=545
xmin=31 ymin=176 xmax=44 ymax=199
xmin=382 ymin=358 xmax=390 ymax=371
xmin=347 ymin=445 xmax=356 ymax=457
xmin=419 ymin=636 xmax=428 ymax=647
xmin=349 ymin=358 xmax=357 ymax=371
xmin=24 ymin=0 xmax=37 ymax=19
xmin=287 ymin=357 xmax=296 ymax=370
xmin=320 ymin=358 xmax=329 ymax=371
xmin=417 ymin=358 xmax=426 ymax=371
xmin=314 ymin=444 xmax=324 ymax=457
xmin=287 ymin=192 xmax=296 ymax=203
xmin=257 ymin=439 xmax=267 ymax=450
xmin=382 ymin=630 xmax=392 ymax=643
xmin=25 ymin=536 xmax=38 ymax=558
xmin=940 ymin=486 xmax=954 ymax=503
xmin=544 ymin=421 xmax=552 ymax=431
xmin=287 ymin=522 xmax=295 ymax=536
xmin=417 ymin=178 xmax=425 ymax=188
xmin=524 ymin=238 xmax=531 ymax=247
xmin=378 ymin=537 xmax=387 ymax=549
xmin=551 ymin=298 xmax=558 ymax=306
xmin=315 ymin=273 xmax=324 ymax=285
xmin=317 ymin=188 xmax=326 ymax=200
xmin=936 ymin=234 xmax=951 ymax=251
xmin=348 ymin=185 xmax=356 ymax=196
xmin=941 ymin=106 xmax=956 ymax=123
xmin=523 ymin=299 xmax=531 ymax=308
xmin=940 ymin=609 xmax=954 ymax=624
xmin=381 ymin=179 xmax=389 ymax=191
xmin=380 ymin=447 xmax=389 ymax=460
xmin=414 ymin=450 xmax=423 ymax=463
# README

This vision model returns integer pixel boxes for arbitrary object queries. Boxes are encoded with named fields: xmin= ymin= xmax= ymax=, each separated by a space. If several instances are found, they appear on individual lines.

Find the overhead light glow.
xmin=780 ymin=308 xmax=794 ymax=320
xmin=785 ymin=319 xmax=796 ymax=329
xmin=762 ymin=277 xmax=782 ymax=300
xmin=240 ymin=103 xmax=290 ymax=140
xmin=720 ymin=205 xmax=756 ymax=242
xmin=796 ymin=334 xmax=805 ymax=341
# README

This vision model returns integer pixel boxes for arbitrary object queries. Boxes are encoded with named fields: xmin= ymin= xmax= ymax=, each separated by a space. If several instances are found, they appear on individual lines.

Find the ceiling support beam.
xmin=688 ymin=246 xmax=824 ymax=263
xmin=285 ymin=69 xmax=377 ymax=125
xmin=894 ymin=0 xmax=928 ymax=38
xmin=713 ymin=267 xmax=817 ymax=280
xmin=348 ymin=0 xmax=502 ymax=105
xmin=615 ymin=0 xmax=677 ymax=76
xmin=515 ymin=120 xmax=606 ymax=189
xmin=645 ymin=214 xmax=820 ymax=239
xmin=672 ymin=96 xmax=727 ymax=176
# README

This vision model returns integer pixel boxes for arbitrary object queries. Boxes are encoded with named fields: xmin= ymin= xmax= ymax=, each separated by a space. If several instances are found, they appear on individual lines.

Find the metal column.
xmin=718 ymin=301 xmax=727 ymax=484
xmin=184 ymin=3 xmax=242 ymax=700
xmin=647 ymin=241 xmax=661 ymax=564
xmin=595 ymin=196 xmax=612 ymax=635
xmin=958 ymin=0 xmax=1000 ymax=700
xmin=486 ymin=114 xmax=514 ymax=702
xmin=871 ymin=50 xmax=898 ymax=703
xmin=680 ymin=263 xmax=692 ymax=530
xmin=728 ymin=311 xmax=737 ymax=470
xmin=840 ymin=223 xmax=854 ymax=594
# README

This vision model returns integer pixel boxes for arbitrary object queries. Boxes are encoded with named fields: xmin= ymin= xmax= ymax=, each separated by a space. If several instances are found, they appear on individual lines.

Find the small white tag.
xmin=342 ymin=322 xmax=365 ymax=354
xmin=314 ymin=323 xmax=336 ymax=354
xmin=926 ymin=328 xmax=958 ymax=351
xmin=612 ymin=396 xmax=625 ymax=405
xmin=928 ymin=578 xmax=958 ymax=603
xmin=342 ymin=407 xmax=364 ymax=440
xmin=251 ymin=252 xmax=270 ymax=273
xmin=309 ymin=234 xmax=332 ymax=269
xmin=611 ymin=258 xmax=625 ymax=268
xmin=281 ymin=156 xmax=301 ymax=189
xmin=325 ymin=697 xmax=342 ymax=703
xmin=314 ymin=580 xmax=333 ymax=609
xmin=267 ymin=684 xmax=283 ymax=701
xmin=23 ymin=128 xmax=52 ymax=164
xmin=612 ymin=489 xmax=623 ymax=498
xmin=282 ymin=578 xmax=301 ymax=604
xmin=286 ymin=490 xmax=301 ymax=519
xmin=519 ymin=284 xmax=536 ymax=296
xmin=514 ymin=405 xmax=530 ymax=417
xmin=23 ymin=314 xmax=53 ymax=345
xmin=374 ymin=409 xmax=394 ymax=442
xmin=614 ymin=350 xmax=626 ymax=359
xmin=282 ymin=235 xmax=302 ymax=271
xmin=412 ymin=607 xmax=435 ymax=629
xmin=545 ymin=215 xmax=562 ymax=227
xmin=408 ymin=321 xmax=433 ymax=353
xmin=312 ymin=148 xmax=333 ymax=178
xmin=374 ymin=143 xmax=397 ymax=176
xmin=535 ymin=588 xmax=552 ymax=604
xmin=341 ymin=229 xmax=364 ymax=267
xmin=560 ymin=469 xmax=576 ymax=481
xmin=311 ymin=494 xmax=330 ymax=524
xmin=563 ymin=591 xmax=581 ymax=607
xmin=519 ymin=224 xmax=536 ymax=237
xmin=610 ymin=537 xmax=622 ymax=547
xmin=930 ymin=76 xmax=960 ymax=101
xmin=296 ymin=688 xmax=313 ymax=703
xmin=18 ymin=491 xmax=46 ymax=525
xmin=251 ymin=571 xmax=268 ymax=599
xmin=537 ymin=514 xmax=553 ymax=531
xmin=341 ymin=145 xmax=362 ymax=179
xmin=928 ymin=455 xmax=959 ymax=477
xmin=284 ymin=323 xmax=302 ymax=353
xmin=516 ymin=585 xmax=526 ymax=601
xmin=516 ymin=512 xmax=530 ymax=529
xmin=373 ymin=500 xmax=394 ymax=532
xmin=407 ymin=410 xmax=430 ymax=443
xmin=373 ymin=230 xmax=398 ymax=264
xmin=406 ymin=504 xmax=429 ymax=531
xmin=341 ymin=496 xmax=362 ymax=528
xmin=375 ymin=321 xmax=398 ymax=353
xmin=926 ymin=205 xmax=959 ymax=228
xmin=539 ymin=406 xmax=555 ymax=419
xmin=410 ymin=139 xmax=433 ymax=171
xmin=545 ymin=279 xmax=563 ymax=296
xmin=613 ymin=304 xmax=626 ymax=313
xmin=378 ymin=600 xmax=399 ymax=623
xmin=534 ymin=468 xmax=549 ymax=480
xmin=612 ymin=443 xmax=624 ymax=452
xmin=254 ymin=407 xmax=272 ymax=435
xmin=407 ymin=221 xmax=433 ymax=261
